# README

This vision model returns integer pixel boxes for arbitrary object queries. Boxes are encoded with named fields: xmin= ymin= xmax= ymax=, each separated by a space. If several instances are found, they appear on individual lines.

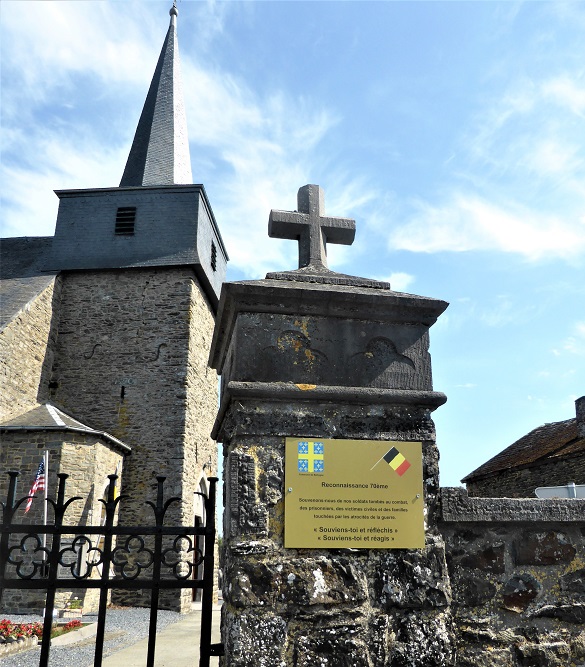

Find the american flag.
xmin=25 ymin=459 xmax=46 ymax=513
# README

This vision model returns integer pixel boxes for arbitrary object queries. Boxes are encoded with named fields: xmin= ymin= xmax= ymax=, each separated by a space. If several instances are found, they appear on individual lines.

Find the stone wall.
xmin=211 ymin=270 xmax=585 ymax=666
xmin=466 ymin=453 xmax=585 ymax=498
xmin=219 ymin=398 xmax=453 ymax=667
xmin=440 ymin=487 xmax=585 ymax=667
xmin=0 ymin=279 xmax=60 ymax=422
xmin=0 ymin=429 xmax=124 ymax=613
xmin=49 ymin=267 xmax=217 ymax=610
xmin=217 ymin=467 xmax=585 ymax=667
xmin=210 ymin=273 xmax=451 ymax=666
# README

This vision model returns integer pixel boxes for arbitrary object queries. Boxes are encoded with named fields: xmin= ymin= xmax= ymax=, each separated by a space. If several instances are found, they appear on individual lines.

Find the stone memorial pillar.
xmin=210 ymin=185 xmax=452 ymax=666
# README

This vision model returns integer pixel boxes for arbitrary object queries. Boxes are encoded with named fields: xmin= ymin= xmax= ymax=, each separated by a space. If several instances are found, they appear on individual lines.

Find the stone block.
xmin=440 ymin=487 xmax=585 ymax=523
xmin=457 ymin=622 xmax=521 ymax=646
xmin=226 ymin=451 xmax=268 ymax=538
xmin=514 ymin=641 xmax=571 ymax=666
xmin=376 ymin=539 xmax=451 ymax=609
xmin=450 ymin=573 xmax=498 ymax=608
xmin=292 ymin=620 xmax=371 ymax=667
xmin=501 ymin=574 xmax=541 ymax=612
xmin=215 ymin=391 xmax=442 ymax=444
xmin=209 ymin=280 xmax=448 ymax=382
xmin=226 ymin=556 xmax=368 ymax=610
xmin=531 ymin=603 xmax=585 ymax=624
xmin=367 ymin=613 xmax=392 ymax=666
xmin=223 ymin=609 xmax=287 ymax=667
xmin=561 ymin=567 xmax=585 ymax=595
xmin=570 ymin=630 xmax=585 ymax=662
xmin=258 ymin=452 xmax=284 ymax=506
xmin=228 ymin=312 xmax=433 ymax=391
xmin=390 ymin=611 xmax=455 ymax=667
xmin=456 ymin=647 xmax=514 ymax=667
xmin=453 ymin=543 xmax=506 ymax=574
xmin=513 ymin=531 xmax=576 ymax=566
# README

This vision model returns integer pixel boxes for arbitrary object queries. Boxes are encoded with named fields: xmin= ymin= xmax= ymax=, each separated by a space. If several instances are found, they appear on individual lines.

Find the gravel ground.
xmin=0 ymin=608 xmax=182 ymax=667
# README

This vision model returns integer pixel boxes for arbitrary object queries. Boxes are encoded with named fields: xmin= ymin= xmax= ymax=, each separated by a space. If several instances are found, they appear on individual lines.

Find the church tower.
xmin=45 ymin=4 xmax=227 ymax=611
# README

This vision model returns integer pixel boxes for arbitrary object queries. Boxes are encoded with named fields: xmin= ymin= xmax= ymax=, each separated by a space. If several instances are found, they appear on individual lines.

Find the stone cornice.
xmin=212 ymin=380 xmax=446 ymax=439
xmin=440 ymin=486 xmax=585 ymax=523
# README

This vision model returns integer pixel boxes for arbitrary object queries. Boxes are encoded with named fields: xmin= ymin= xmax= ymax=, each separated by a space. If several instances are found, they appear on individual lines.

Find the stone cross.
xmin=268 ymin=184 xmax=356 ymax=270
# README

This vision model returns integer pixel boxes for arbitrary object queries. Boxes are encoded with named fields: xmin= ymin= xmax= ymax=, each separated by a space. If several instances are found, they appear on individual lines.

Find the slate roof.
xmin=0 ymin=403 xmax=131 ymax=453
xmin=462 ymin=417 xmax=585 ymax=483
xmin=0 ymin=237 xmax=56 ymax=331
xmin=119 ymin=4 xmax=192 ymax=187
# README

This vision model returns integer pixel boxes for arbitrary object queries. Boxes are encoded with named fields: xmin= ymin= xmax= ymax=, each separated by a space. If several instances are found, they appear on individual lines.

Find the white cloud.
xmin=562 ymin=321 xmax=585 ymax=356
xmin=1 ymin=2 xmax=159 ymax=107
xmin=521 ymin=138 xmax=582 ymax=177
xmin=390 ymin=194 xmax=585 ymax=260
xmin=374 ymin=272 xmax=414 ymax=292
xmin=542 ymin=76 xmax=585 ymax=116
xmin=182 ymin=76 xmax=341 ymax=276
xmin=1 ymin=122 xmax=129 ymax=237
xmin=392 ymin=61 xmax=585 ymax=263
xmin=180 ymin=54 xmax=383 ymax=277
xmin=480 ymin=295 xmax=516 ymax=328
xmin=0 ymin=2 xmax=164 ymax=236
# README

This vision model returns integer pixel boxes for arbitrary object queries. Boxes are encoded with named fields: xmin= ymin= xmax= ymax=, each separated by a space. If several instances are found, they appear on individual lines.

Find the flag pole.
xmin=370 ymin=455 xmax=384 ymax=471
xmin=42 ymin=450 xmax=48 ymax=569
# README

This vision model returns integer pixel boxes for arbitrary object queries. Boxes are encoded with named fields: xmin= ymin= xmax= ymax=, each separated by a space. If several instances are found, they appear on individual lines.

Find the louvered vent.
xmin=115 ymin=207 xmax=136 ymax=235
xmin=211 ymin=241 xmax=217 ymax=271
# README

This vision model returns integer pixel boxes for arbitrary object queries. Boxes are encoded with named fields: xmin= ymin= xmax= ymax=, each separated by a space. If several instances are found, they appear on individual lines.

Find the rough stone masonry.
xmin=210 ymin=185 xmax=451 ymax=666
xmin=210 ymin=185 xmax=585 ymax=667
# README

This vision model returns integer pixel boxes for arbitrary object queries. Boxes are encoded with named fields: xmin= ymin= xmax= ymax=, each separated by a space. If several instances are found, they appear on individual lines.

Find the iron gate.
xmin=0 ymin=471 xmax=223 ymax=667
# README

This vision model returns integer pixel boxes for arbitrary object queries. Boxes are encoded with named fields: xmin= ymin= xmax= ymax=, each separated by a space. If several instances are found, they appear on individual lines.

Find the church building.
xmin=0 ymin=4 xmax=227 ymax=612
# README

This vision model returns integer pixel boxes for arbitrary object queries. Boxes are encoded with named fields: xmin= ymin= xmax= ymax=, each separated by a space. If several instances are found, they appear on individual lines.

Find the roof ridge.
xmin=462 ymin=416 xmax=579 ymax=482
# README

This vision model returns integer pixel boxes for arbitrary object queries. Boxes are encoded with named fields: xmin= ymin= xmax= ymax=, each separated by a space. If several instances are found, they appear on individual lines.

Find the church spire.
xmin=119 ymin=2 xmax=192 ymax=187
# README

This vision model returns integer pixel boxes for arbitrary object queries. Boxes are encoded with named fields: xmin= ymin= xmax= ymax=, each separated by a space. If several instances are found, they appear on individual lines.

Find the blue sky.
xmin=2 ymin=1 xmax=584 ymax=489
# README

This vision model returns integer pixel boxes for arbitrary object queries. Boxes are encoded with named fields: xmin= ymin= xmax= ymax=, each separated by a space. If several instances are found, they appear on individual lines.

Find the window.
xmin=115 ymin=207 xmax=136 ymax=235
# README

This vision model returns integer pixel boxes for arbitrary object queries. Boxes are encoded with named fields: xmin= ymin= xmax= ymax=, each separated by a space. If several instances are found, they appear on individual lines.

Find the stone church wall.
xmin=48 ymin=267 xmax=217 ymax=611
xmin=466 ymin=452 xmax=585 ymax=498
xmin=184 ymin=275 xmax=219 ymax=512
xmin=0 ymin=279 xmax=60 ymax=422
xmin=440 ymin=487 xmax=585 ymax=667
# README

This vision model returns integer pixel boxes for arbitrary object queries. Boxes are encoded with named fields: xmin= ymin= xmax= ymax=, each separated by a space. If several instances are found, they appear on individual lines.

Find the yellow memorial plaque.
xmin=284 ymin=438 xmax=424 ymax=549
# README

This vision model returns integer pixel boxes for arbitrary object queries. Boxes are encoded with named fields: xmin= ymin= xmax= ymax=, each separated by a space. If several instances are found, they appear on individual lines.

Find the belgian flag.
xmin=382 ymin=447 xmax=411 ymax=476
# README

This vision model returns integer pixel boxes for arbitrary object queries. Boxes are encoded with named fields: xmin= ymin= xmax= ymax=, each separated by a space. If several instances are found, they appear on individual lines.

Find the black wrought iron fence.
xmin=0 ymin=472 xmax=223 ymax=667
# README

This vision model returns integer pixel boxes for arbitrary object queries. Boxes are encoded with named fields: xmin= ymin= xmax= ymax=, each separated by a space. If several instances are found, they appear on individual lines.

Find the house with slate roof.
xmin=0 ymin=3 xmax=227 ymax=613
xmin=462 ymin=397 xmax=585 ymax=498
